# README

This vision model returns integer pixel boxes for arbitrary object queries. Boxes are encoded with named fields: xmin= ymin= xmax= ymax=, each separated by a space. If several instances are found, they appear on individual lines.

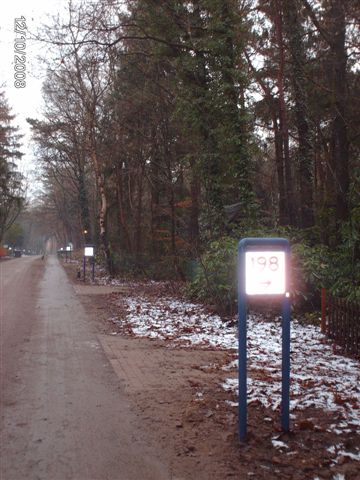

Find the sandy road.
xmin=0 ymin=256 xmax=171 ymax=480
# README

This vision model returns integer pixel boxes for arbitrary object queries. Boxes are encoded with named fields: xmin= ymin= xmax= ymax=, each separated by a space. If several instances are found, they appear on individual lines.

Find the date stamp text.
xmin=14 ymin=16 xmax=27 ymax=88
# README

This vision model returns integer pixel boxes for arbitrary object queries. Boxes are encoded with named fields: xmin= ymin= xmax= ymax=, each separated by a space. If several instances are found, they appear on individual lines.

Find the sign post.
xmin=67 ymin=243 xmax=73 ymax=262
xmin=238 ymin=238 xmax=291 ymax=441
xmin=66 ymin=245 xmax=72 ymax=263
xmin=83 ymin=244 xmax=95 ymax=282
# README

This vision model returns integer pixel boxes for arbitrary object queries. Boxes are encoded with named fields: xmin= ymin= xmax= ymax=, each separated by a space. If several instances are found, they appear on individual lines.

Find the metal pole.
xmin=92 ymin=258 xmax=95 ymax=282
xmin=83 ymin=256 xmax=86 ymax=282
xmin=238 ymin=242 xmax=247 ymax=442
xmin=281 ymin=295 xmax=291 ymax=432
xmin=238 ymin=297 xmax=247 ymax=441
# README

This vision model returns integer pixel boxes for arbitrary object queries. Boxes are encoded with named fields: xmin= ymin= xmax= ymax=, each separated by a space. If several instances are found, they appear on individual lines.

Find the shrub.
xmin=188 ymin=227 xmax=360 ymax=315
xmin=187 ymin=236 xmax=238 ymax=315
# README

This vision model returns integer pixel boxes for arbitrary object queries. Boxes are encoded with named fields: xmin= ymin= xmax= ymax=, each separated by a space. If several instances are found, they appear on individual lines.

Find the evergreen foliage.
xmin=28 ymin=0 xmax=359 ymax=309
xmin=0 ymin=91 xmax=25 ymax=242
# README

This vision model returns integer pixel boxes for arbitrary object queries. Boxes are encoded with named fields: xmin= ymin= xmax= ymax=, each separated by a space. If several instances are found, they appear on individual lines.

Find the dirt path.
xmin=0 ymin=256 xmax=171 ymax=480
xmin=2 ymin=256 xmax=359 ymax=479
xmin=69 ymin=266 xmax=360 ymax=480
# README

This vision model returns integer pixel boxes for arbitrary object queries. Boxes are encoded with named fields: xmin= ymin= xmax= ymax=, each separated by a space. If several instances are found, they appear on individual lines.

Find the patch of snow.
xmin=271 ymin=439 xmax=289 ymax=450
xmin=112 ymin=293 xmax=360 ymax=434
xmin=223 ymin=316 xmax=360 ymax=433
xmin=222 ymin=378 xmax=238 ymax=392
xmin=115 ymin=296 xmax=237 ymax=349
xmin=337 ymin=449 xmax=360 ymax=461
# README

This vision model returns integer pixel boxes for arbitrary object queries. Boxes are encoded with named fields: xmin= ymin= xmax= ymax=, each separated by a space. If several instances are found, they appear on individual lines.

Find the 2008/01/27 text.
xmin=14 ymin=16 xmax=27 ymax=88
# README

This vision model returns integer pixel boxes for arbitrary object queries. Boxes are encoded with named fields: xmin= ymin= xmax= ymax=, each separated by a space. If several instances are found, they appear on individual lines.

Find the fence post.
xmin=324 ymin=294 xmax=359 ymax=356
xmin=321 ymin=288 xmax=327 ymax=334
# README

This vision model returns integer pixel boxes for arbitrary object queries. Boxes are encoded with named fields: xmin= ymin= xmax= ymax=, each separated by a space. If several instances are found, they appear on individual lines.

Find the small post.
xmin=281 ymin=294 xmax=291 ymax=432
xmin=83 ymin=256 xmax=86 ymax=282
xmin=238 ymin=238 xmax=291 ymax=441
xmin=238 ymin=241 xmax=247 ymax=442
xmin=321 ymin=288 xmax=326 ymax=333
xmin=84 ymin=244 xmax=95 ymax=283
xmin=91 ymin=257 xmax=95 ymax=282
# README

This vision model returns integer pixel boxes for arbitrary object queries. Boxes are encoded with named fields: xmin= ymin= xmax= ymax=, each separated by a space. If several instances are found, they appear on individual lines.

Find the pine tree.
xmin=0 ymin=91 xmax=25 ymax=242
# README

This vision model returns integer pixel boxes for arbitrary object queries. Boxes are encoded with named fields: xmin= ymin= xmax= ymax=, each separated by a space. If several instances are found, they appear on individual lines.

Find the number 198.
xmin=251 ymin=256 xmax=279 ymax=271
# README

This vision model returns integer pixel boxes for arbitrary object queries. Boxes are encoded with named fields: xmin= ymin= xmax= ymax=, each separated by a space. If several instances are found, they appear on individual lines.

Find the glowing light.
xmin=245 ymin=251 xmax=286 ymax=295
xmin=84 ymin=246 xmax=94 ymax=257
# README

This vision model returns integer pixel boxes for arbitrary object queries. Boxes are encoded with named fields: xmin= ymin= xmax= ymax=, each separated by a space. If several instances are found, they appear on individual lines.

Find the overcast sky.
xmin=0 ymin=1 xmax=66 ymax=196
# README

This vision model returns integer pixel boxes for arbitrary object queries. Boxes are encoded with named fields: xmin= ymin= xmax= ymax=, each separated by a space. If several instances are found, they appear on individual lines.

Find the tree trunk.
xmin=90 ymin=146 xmax=113 ymax=275
xmin=192 ymin=5 xmax=225 ymax=236
xmin=273 ymin=114 xmax=288 ymax=225
xmin=283 ymin=0 xmax=314 ymax=228
xmin=116 ymin=162 xmax=132 ymax=253
xmin=244 ymin=50 xmax=288 ymax=225
xmin=189 ymin=156 xmax=200 ymax=252
xmin=78 ymin=164 xmax=91 ymax=243
xmin=219 ymin=1 xmax=253 ymax=210
xmin=135 ymin=162 xmax=144 ymax=260
xmin=328 ymin=0 xmax=349 ymax=223
xmin=274 ymin=0 xmax=297 ymax=226
xmin=149 ymin=137 xmax=161 ymax=258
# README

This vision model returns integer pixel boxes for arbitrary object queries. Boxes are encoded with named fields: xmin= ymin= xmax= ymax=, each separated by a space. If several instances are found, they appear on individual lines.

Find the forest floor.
xmin=63 ymin=260 xmax=360 ymax=480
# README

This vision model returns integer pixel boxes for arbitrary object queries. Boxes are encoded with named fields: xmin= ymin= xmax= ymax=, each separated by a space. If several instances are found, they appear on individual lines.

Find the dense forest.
xmin=3 ymin=0 xmax=359 ymax=311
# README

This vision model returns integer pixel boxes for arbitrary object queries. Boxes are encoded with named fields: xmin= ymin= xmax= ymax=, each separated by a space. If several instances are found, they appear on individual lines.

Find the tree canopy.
xmin=29 ymin=0 xmax=360 ymax=305
xmin=0 ymin=91 xmax=25 ymax=243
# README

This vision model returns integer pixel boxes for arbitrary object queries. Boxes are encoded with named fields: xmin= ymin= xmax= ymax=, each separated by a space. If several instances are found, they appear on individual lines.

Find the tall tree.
xmin=282 ymin=0 xmax=314 ymax=228
xmin=38 ymin=1 xmax=118 ymax=272
xmin=302 ymin=0 xmax=353 ymax=237
xmin=0 ymin=91 xmax=25 ymax=243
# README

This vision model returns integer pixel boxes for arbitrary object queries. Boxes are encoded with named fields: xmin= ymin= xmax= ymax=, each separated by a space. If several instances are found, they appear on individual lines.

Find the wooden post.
xmin=321 ymin=288 xmax=327 ymax=333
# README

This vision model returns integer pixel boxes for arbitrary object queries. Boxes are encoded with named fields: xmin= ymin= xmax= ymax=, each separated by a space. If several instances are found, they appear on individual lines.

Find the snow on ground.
xmin=124 ymin=297 xmax=236 ymax=348
xmin=112 ymin=294 xmax=360 ymax=436
xmin=96 ymin=273 xmax=126 ymax=286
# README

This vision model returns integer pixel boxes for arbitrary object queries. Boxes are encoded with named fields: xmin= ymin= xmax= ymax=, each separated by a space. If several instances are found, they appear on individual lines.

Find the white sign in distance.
xmin=245 ymin=251 xmax=286 ymax=295
xmin=84 ymin=246 xmax=94 ymax=257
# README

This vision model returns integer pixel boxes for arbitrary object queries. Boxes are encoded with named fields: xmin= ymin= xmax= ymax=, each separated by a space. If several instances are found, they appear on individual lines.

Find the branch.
xmin=32 ymin=31 xmax=208 ymax=56
xmin=301 ymin=0 xmax=333 ymax=46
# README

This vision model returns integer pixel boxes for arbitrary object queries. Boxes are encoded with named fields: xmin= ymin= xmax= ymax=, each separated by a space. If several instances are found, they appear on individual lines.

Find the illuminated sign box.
xmin=84 ymin=246 xmax=94 ymax=257
xmin=239 ymin=237 xmax=290 ymax=297
xmin=245 ymin=251 xmax=286 ymax=295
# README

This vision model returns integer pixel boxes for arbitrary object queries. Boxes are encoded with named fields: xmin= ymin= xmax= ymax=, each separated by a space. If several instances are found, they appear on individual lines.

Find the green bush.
xmin=187 ymin=236 xmax=238 ymax=315
xmin=291 ymin=220 xmax=360 ymax=305
xmin=188 ymin=226 xmax=360 ymax=315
